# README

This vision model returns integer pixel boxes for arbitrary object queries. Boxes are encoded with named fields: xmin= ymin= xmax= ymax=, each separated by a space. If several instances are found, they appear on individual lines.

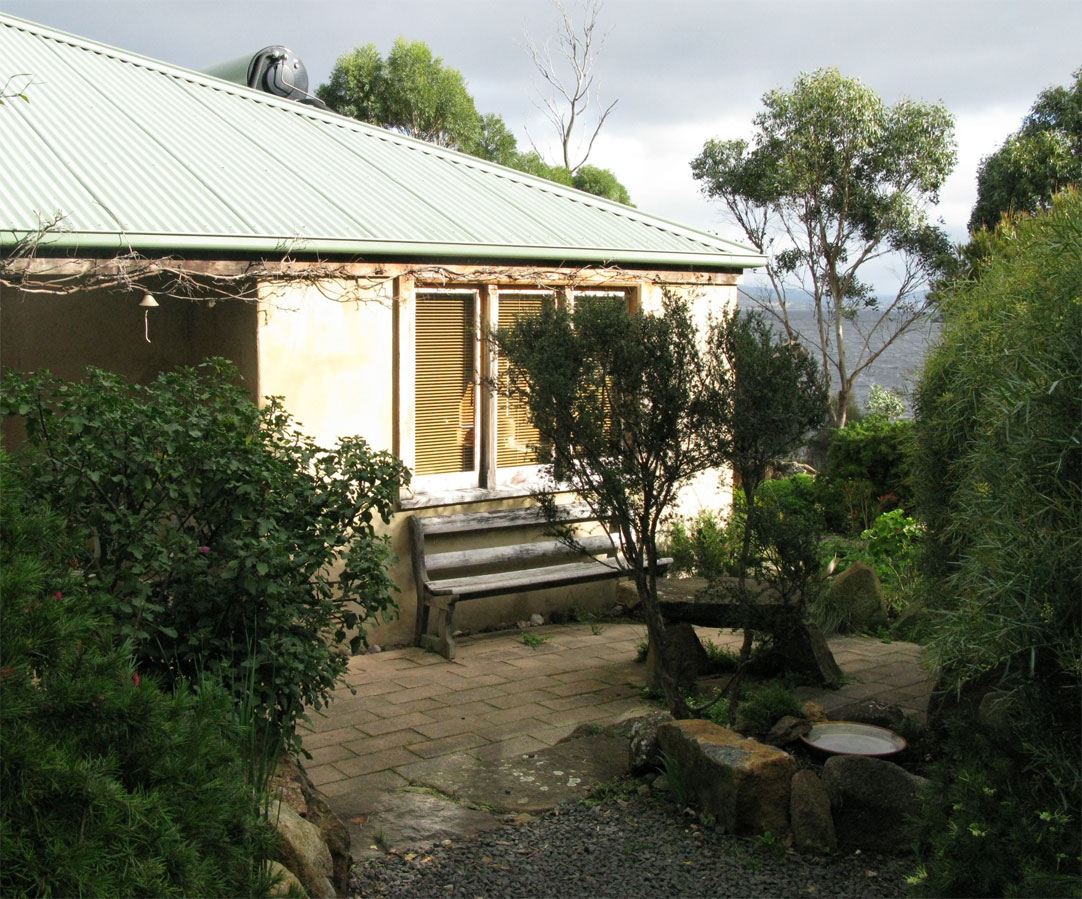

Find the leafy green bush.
xmin=823 ymin=414 xmax=913 ymax=508
xmin=910 ymin=191 xmax=1081 ymax=892
xmin=0 ymin=454 xmax=275 ymax=898
xmin=865 ymin=383 xmax=906 ymax=420
xmin=665 ymin=501 xmax=744 ymax=580
xmin=734 ymin=681 xmax=803 ymax=736
xmin=0 ymin=360 xmax=410 ymax=751
xmin=910 ymin=723 xmax=1082 ymax=898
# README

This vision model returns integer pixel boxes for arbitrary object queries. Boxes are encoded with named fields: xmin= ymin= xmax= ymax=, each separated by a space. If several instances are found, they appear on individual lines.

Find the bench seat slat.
xmin=426 ymin=558 xmax=630 ymax=600
xmin=424 ymin=533 xmax=619 ymax=574
xmin=415 ymin=503 xmax=595 ymax=536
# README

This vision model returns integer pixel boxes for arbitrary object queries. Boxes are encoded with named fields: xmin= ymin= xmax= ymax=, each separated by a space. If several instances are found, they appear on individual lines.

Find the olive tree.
xmin=498 ymin=297 xmax=828 ymax=716
xmin=691 ymin=68 xmax=956 ymax=426
xmin=498 ymin=294 xmax=720 ymax=717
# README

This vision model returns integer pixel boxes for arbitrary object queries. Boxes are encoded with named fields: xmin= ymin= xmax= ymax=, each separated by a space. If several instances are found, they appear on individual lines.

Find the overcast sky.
xmin=5 ymin=0 xmax=1080 ymax=288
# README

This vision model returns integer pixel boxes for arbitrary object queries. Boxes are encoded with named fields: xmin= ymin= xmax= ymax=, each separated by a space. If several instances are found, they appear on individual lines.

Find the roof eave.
xmin=3 ymin=231 xmax=769 ymax=271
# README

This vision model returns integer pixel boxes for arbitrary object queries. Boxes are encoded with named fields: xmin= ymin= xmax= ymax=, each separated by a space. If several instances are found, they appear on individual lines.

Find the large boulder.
xmin=821 ymin=755 xmax=929 ymax=854
xmin=657 ymin=719 xmax=796 ymax=837
xmin=273 ymin=800 xmax=336 ymax=899
xmin=789 ymin=770 xmax=836 ymax=855
xmin=826 ymin=562 xmax=888 ymax=632
xmin=646 ymin=622 xmax=710 ymax=691
xmin=272 ymin=757 xmax=352 ymax=896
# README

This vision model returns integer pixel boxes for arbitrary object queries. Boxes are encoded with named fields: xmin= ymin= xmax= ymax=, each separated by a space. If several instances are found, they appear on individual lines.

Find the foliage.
xmin=734 ymin=681 xmax=803 ymax=736
xmin=665 ymin=503 xmax=743 ymax=580
xmin=571 ymin=163 xmax=633 ymax=204
xmin=691 ymin=67 xmax=957 ymax=426
xmin=497 ymin=293 xmax=724 ymax=718
xmin=318 ymin=38 xmax=632 ymax=203
xmin=703 ymin=311 xmax=829 ymax=591
xmin=823 ymin=414 xmax=913 ymax=508
xmin=910 ymin=723 xmax=1082 ymax=898
xmin=970 ymin=68 xmax=1081 ymax=231
xmin=0 ymin=360 xmax=409 ymax=752
xmin=520 ymin=632 xmax=547 ymax=648
xmin=498 ymin=301 xmax=827 ymax=717
xmin=750 ymin=475 xmax=827 ymax=605
xmin=865 ymin=383 xmax=906 ymax=420
xmin=0 ymin=454 xmax=275 ymax=898
xmin=910 ymin=191 xmax=1081 ymax=892
xmin=318 ymin=39 xmax=485 ymax=150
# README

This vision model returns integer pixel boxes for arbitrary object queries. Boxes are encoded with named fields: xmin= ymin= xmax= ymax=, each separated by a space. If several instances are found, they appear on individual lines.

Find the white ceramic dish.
xmin=800 ymin=721 xmax=907 ymax=757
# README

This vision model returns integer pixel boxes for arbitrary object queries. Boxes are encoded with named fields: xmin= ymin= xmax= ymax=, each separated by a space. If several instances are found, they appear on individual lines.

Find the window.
xmin=410 ymin=285 xmax=632 ymax=495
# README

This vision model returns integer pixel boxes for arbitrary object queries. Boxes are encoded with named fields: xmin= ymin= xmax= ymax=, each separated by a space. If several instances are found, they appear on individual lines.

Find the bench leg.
xmin=418 ymin=600 xmax=457 ymax=660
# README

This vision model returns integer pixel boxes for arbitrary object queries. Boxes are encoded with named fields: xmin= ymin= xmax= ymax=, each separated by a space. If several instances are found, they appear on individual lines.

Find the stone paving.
xmin=300 ymin=622 xmax=934 ymax=803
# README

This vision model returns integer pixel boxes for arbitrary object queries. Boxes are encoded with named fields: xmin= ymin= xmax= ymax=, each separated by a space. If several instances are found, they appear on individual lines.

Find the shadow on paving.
xmin=331 ymin=722 xmax=636 ymax=859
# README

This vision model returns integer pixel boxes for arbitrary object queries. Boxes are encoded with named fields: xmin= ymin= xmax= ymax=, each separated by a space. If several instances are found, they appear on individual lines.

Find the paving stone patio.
xmin=300 ymin=622 xmax=934 ymax=801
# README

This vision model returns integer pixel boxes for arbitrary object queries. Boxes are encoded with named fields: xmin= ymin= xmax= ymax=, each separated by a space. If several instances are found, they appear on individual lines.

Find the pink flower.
xmin=132 ymin=672 xmax=141 ymax=687
xmin=54 ymin=591 xmax=63 ymax=601
xmin=199 ymin=546 xmax=211 ymax=554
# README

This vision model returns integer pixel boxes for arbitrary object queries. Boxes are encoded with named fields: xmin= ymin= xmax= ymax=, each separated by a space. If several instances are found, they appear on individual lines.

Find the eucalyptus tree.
xmin=691 ymin=68 xmax=956 ymax=426
xmin=524 ymin=0 xmax=617 ymax=173
xmin=970 ymin=68 xmax=1081 ymax=231
xmin=318 ymin=39 xmax=489 ymax=152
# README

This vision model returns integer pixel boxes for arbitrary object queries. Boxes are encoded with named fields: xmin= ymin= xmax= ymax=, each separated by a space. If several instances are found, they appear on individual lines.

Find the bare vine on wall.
xmin=2 ymin=213 xmax=734 ymax=310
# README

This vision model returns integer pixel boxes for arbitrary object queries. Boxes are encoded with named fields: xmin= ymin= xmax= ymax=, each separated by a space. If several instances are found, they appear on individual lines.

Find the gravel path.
xmin=349 ymin=788 xmax=912 ymax=898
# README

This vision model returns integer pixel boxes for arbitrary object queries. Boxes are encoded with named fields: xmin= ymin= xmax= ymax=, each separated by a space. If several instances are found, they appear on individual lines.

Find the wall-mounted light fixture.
xmin=139 ymin=293 xmax=158 ymax=343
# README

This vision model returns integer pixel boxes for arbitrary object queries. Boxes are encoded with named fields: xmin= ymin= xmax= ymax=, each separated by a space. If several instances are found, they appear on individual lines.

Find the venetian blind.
xmin=415 ymin=292 xmax=476 ymax=476
xmin=497 ymin=292 xmax=548 ymax=468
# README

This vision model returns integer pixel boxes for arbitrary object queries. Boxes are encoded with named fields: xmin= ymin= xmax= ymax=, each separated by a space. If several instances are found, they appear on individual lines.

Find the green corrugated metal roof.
xmin=0 ymin=14 xmax=765 ymax=270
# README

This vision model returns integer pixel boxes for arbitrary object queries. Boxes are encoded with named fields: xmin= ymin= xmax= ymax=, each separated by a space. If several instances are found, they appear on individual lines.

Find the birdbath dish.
xmin=800 ymin=721 xmax=907 ymax=757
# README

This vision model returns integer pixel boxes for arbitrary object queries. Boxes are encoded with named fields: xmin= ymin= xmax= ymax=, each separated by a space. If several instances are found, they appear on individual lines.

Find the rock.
xmin=272 ymin=757 xmax=351 ymax=896
xmin=832 ymin=699 xmax=907 ymax=732
xmin=273 ymin=799 xmax=336 ymax=899
xmin=646 ymin=622 xmax=709 ymax=691
xmin=615 ymin=580 xmax=640 ymax=611
xmin=777 ymin=621 xmax=844 ymax=686
xmin=267 ymin=860 xmax=306 ymax=897
xmin=789 ymin=770 xmax=837 ymax=855
xmin=821 ymin=755 xmax=930 ymax=854
xmin=763 ymin=714 xmax=811 ymax=748
xmin=529 ymin=613 xmax=544 ymax=626
xmin=627 ymin=711 xmax=673 ymax=774
xmin=657 ymin=719 xmax=797 ymax=837
xmin=827 ymin=562 xmax=888 ymax=632
xmin=801 ymin=701 xmax=828 ymax=722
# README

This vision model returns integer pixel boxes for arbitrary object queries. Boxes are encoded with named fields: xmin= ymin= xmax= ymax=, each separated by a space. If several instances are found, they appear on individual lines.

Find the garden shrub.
xmin=665 ymin=497 xmax=745 ymax=580
xmin=0 ymin=360 xmax=410 ymax=751
xmin=822 ymin=414 xmax=913 ymax=509
xmin=734 ymin=680 xmax=803 ymax=736
xmin=0 ymin=454 xmax=276 ymax=898
xmin=909 ymin=191 xmax=1081 ymax=893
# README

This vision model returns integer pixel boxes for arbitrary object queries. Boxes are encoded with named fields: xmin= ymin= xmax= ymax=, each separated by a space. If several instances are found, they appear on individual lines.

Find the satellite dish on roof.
xmin=201 ymin=46 xmax=326 ymax=108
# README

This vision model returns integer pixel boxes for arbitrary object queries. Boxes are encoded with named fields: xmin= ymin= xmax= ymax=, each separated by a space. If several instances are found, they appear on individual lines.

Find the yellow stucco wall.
xmin=2 ymin=272 xmax=739 ymax=651
xmin=252 ymin=276 xmax=739 ymax=649
xmin=0 ymin=286 xmax=258 ymax=444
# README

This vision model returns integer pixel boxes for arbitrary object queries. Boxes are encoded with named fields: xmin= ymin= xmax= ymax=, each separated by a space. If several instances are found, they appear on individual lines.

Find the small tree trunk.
xmin=634 ymin=570 xmax=691 ymax=719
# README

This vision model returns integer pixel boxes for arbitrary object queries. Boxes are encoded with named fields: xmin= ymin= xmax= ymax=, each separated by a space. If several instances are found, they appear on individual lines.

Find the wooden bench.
xmin=410 ymin=504 xmax=646 ymax=659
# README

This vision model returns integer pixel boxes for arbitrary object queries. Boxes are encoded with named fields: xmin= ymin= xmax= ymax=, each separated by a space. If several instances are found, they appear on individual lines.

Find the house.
xmin=0 ymin=13 xmax=766 ymax=647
